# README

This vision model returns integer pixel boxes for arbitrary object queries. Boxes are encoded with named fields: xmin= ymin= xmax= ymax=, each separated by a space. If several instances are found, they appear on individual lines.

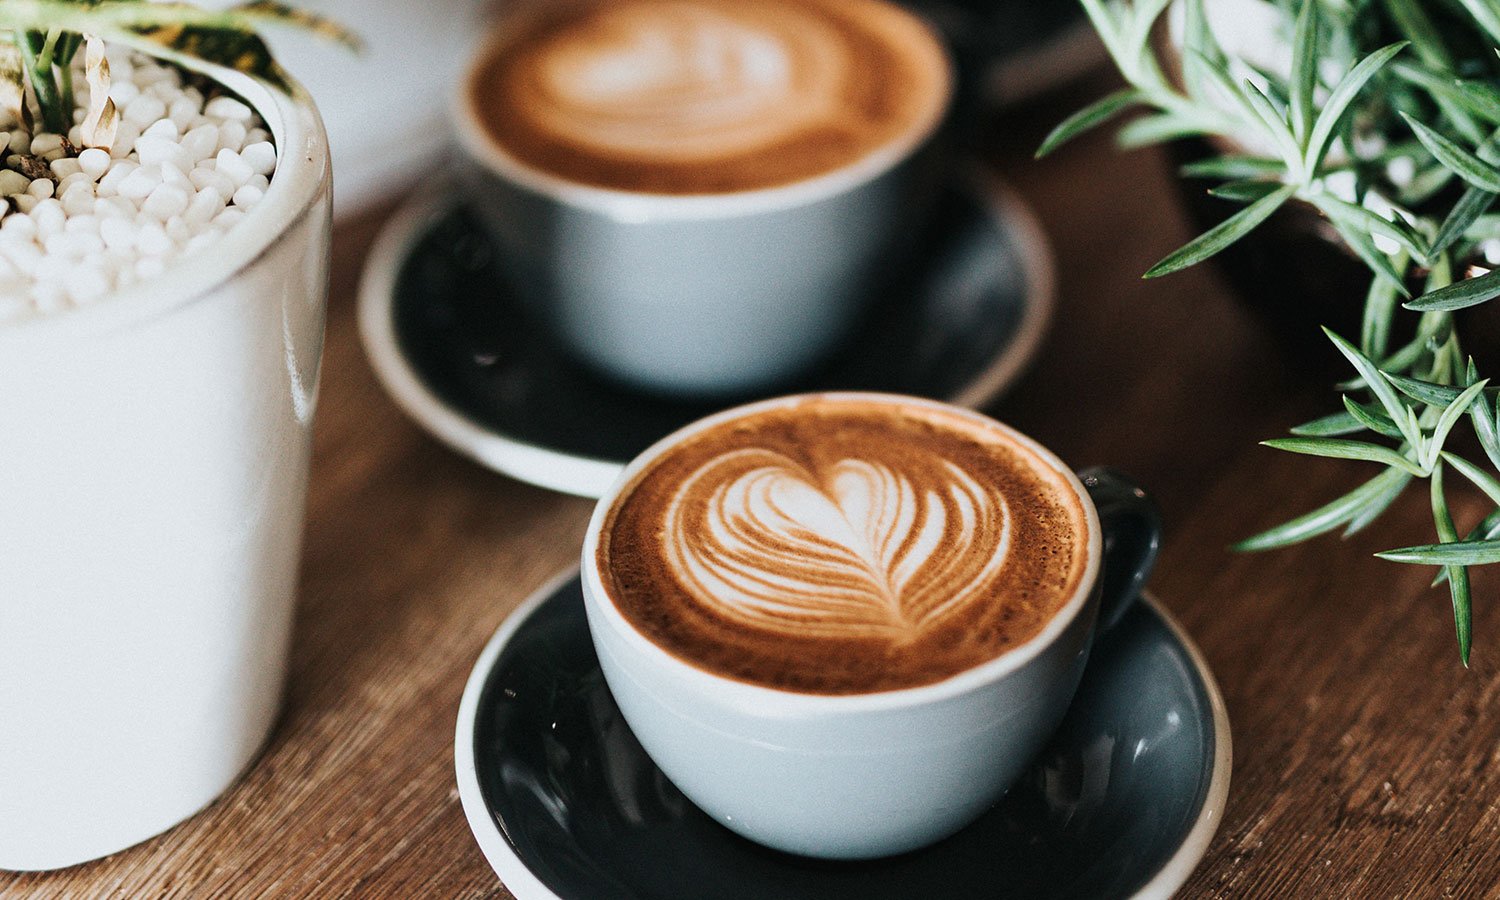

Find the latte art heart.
xmin=469 ymin=0 xmax=952 ymax=194
xmin=665 ymin=451 xmax=1011 ymax=641
xmin=532 ymin=3 xmax=847 ymax=162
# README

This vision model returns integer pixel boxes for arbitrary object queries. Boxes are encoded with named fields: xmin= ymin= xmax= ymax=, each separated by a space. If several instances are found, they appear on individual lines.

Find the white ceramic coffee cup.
xmin=453 ymin=4 xmax=954 ymax=398
xmin=580 ymin=393 xmax=1159 ymax=859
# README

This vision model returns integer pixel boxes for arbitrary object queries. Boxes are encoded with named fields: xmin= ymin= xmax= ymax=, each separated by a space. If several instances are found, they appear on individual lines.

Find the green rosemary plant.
xmin=0 ymin=0 xmax=356 ymax=140
xmin=1041 ymin=0 xmax=1500 ymax=664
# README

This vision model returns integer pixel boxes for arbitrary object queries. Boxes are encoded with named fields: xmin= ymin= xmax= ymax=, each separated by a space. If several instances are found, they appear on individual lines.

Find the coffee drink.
xmin=596 ymin=395 xmax=1092 ymax=694
xmin=466 ymin=0 xmax=951 ymax=194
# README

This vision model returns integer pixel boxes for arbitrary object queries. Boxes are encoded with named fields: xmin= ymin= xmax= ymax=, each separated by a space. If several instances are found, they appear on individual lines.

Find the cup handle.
xmin=1079 ymin=467 xmax=1162 ymax=633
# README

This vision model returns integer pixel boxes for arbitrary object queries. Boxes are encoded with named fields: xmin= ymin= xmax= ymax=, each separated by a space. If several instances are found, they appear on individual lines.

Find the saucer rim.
xmin=356 ymin=170 xmax=1055 ymax=498
xmin=453 ymin=569 xmax=1232 ymax=900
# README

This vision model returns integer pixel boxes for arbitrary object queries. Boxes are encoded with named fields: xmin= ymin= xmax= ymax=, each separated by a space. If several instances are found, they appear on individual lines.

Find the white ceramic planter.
xmin=200 ymin=0 xmax=486 ymax=217
xmin=0 ymin=69 xmax=331 ymax=871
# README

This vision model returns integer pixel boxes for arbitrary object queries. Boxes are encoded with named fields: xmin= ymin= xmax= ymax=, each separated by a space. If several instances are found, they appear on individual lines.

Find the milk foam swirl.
xmin=664 ymin=450 xmax=1011 ymax=642
xmin=524 ymin=3 xmax=849 ymax=162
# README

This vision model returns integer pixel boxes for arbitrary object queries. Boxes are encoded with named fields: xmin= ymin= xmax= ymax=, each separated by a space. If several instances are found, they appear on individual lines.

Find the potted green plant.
xmin=1042 ymin=0 xmax=1500 ymax=664
xmin=0 ymin=2 xmax=352 ymax=871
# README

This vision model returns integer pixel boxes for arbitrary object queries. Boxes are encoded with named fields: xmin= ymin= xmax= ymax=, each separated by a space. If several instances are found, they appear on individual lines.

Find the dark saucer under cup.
xmin=357 ymin=172 xmax=1054 ymax=497
xmin=453 ymin=573 xmax=1232 ymax=900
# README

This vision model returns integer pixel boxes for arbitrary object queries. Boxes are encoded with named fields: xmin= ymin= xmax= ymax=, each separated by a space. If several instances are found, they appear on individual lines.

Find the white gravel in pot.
xmin=0 ymin=47 xmax=277 ymax=321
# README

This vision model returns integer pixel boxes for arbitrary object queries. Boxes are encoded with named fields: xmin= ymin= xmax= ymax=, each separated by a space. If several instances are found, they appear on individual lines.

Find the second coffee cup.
xmin=581 ymin=393 xmax=1161 ymax=859
xmin=455 ymin=0 xmax=954 ymax=397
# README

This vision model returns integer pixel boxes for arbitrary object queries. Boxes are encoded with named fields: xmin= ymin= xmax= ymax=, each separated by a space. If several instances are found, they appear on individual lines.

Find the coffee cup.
xmin=454 ymin=0 xmax=955 ymax=397
xmin=580 ymin=392 xmax=1160 ymax=859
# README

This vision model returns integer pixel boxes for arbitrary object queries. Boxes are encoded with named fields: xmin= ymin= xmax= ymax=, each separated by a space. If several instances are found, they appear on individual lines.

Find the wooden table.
xmin=9 ymin=77 xmax=1500 ymax=898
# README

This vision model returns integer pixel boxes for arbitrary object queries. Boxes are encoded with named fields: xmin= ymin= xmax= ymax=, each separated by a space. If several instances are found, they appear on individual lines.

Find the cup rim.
xmin=452 ymin=0 xmax=954 ymax=223
xmin=581 ymin=391 xmax=1106 ymax=713
xmin=0 ymin=65 xmax=329 ymax=346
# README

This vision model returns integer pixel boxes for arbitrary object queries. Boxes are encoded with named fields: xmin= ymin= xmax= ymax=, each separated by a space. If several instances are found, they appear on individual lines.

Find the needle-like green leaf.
xmin=1310 ymin=193 xmax=1428 ymax=261
xmin=1037 ymin=88 xmax=1141 ymax=158
xmin=1431 ymin=186 xmax=1496 ymax=258
xmin=1326 ymin=328 xmax=1423 ymax=448
xmin=1305 ymin=42 xmax=1409 ymax=172
xmin=1404 ymin=114 xmax=1500 ymax=192
xmin=1423 ymin=380 xmax=1490 ymax=469
xmin=1429 ymin=465 xmax=1474 ymax=665
xmin=1290 ymin=0 xmax=1319 ymax=145
xmin=1261 ymin=437 xmax=1425 ymax=475
xmin=1344 ymin=396 xmax=1407 ymax=440
xmin=1235 ymin=467 xmax=1413 ymax=551
xmin=1291 ymin=410 xmax=1366 ymax=437
xmin=1145 ymin=184 xmax=1297 ymax=278
xmin=1377 ymin=538 xmax=1500 ymax=564
xmin=1404 ymin=266 xmax=1500 ymax=311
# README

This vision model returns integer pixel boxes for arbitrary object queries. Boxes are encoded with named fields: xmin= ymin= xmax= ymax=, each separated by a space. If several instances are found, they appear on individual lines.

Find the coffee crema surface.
xmin=598 ymin=397 xmax=1092 ymax=694
xmin=468 ymin=0 xmax=950 ymax=194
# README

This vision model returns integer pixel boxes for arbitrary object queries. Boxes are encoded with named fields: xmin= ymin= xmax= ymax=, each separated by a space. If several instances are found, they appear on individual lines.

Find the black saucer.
xmin=454 ymin=574 xmax=1231 ymax=899
xmin=358 ymin=174 xmax=1053 ymax=497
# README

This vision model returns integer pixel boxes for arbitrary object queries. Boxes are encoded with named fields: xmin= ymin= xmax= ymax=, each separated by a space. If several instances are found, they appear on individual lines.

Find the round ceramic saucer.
xmin=357 ymin=174 xmax=1055 ymax=498
xmin=454 ymin=571 xmax=1232 ymax=900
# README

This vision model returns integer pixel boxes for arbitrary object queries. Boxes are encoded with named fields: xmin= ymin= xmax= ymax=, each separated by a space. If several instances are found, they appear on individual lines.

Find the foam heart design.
xmin=665 ymin=450 xmax=1011 ymax=641
xmin=533 ymin=2 xmax=846 ymax=159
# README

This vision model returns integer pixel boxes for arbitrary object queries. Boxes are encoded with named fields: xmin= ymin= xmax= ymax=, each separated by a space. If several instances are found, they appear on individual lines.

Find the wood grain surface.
xmin=8 ymin=75 xmax=1500 ymax=899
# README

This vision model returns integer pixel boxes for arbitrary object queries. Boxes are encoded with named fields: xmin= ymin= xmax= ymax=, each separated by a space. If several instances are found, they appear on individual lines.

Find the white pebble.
xmin=99 ymin=216 xmax=135 ymax=250
xmin=26 ymin=178 xmax=53 ymax=199
xmin=31 ymin=199 xmax=65 ymax=238
xmin=50 ymin=158 xmax=83 ymax=179
xmin=214 ymin=148 xmax=253 ymax=186
xmin=64 ymin=214 xmax=99 ymax=236
xmin=217 ymin=120 xmax=247 ymax=153
xmin=213 ymin=207 xmax=245 ymax=230
xmin=134 ymin=220 xmax=172 ymax=256
xmin=205 ymin=96 xmax=253 ymax=120
xmin=142 ymin=183 xmax=189 ymax=220
xmin=123 ymin=94 xmax=167 ymax=128
xmin=95 ymin=196 xmax=135 ymax=219
xmin=165 ymin=216 xmax=191 ymax=243
xmin=180 ymin=124 xmax=218 ymax=162
xmin=134 ymin=135 xmax=189 ymax=170
xmin=109 ymin=122 xmax=140 ymax=159
xmin=58 ymin=173 xmax=95 ymax=196
xmin=231 ymin=183 xmax=264 ymax=209
xmin=77 ymin=147 xmax=111 ymax=179
xmin=240 ymin=141 xmax=276 ymax=177
xmin=189 ymin=166 xmax=233 ymax=197
xmin=161 ymin=163 xmax=192 ymax=190
xmin=117 ymin=164 xmax=161 ymax=200
xmin=2 ymin=241 xmax=40 ymax=275
xmin=60 ymin=189 xmax=95 ymax=218
xmin=29 ymin=133 xmax=62 ymax=156
xmin=108 ymin=80 xmax=140 ymax=106
xmin=142 ymin=118 xmax=179 ymax=141
xmin=184 ymin=186 xmax=223 ymax=226
xmin=97 ymin=160 xmax=137 ymax=194
xmin=1 ymin=214 xmax=36 ymax=241
xmin=0 ymin=170 xmax=30 ymax=195
xmin=169 ymin=97 xmax=199 ymax=130
xmin=10 ymin=194 xmax=36 ymax=214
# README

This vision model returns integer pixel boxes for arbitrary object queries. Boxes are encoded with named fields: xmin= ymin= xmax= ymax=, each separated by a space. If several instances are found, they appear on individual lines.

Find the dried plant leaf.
xmin=79 ymin=35 xmax=117 ymax=150
xmin=0 ymin=43 xmax=27 ymax=130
